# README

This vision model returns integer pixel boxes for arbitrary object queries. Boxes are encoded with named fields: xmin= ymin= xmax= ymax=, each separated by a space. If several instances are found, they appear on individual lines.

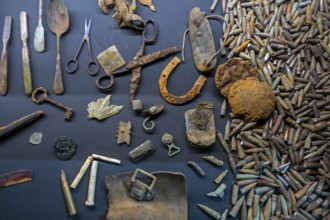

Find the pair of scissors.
xmin=96 ymin=19 xmax=158 ymax=97
xmin=66 ymin=19 xmax=99 ymax=76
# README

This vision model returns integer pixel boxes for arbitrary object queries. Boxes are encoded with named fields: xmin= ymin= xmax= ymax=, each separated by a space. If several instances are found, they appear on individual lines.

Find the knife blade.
xmin=0 ymin=16 xmax=12 ymax=95
xmin=0 ymin=169 xmax=33 ymax=188
xmin=20 ymin=11 xmax=33 ymax=96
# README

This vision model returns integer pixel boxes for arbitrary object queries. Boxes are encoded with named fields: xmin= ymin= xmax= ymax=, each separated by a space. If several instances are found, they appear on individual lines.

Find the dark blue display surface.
xmin=0 ymin=1 xmax=233 ymax=219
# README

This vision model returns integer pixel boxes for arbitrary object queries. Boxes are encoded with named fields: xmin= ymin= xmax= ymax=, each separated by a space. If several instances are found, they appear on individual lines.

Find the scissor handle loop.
xmin=87 ymin=61 xmax=99 ymax=76
xmin=96 ymin=74 xmax=115 ymax=92
xmin=66 ymin=59 xmax=79 ymax=74
xmin=143 ymin=19 xmax=158 ymax=44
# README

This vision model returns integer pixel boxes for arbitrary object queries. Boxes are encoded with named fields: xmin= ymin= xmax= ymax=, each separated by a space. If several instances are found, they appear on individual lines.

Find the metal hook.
xmin=143 ymin=116 xmax=155 ymax=132
xmin=142 ymin=103 xmax=164 ymax=132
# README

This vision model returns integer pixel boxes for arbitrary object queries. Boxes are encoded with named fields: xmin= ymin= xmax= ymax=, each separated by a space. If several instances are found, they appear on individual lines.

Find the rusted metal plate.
xmin=105 ymin=171 xmax=187 ymax=220
xmin=185 ymin=101 xmax=216 ymax=148
xmin=188 ymin=7 xmax=216 ymax=73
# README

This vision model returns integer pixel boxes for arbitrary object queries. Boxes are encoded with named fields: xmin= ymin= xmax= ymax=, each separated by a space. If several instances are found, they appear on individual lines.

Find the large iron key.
xmin=31 ymin=87 xmax=73 ymax=120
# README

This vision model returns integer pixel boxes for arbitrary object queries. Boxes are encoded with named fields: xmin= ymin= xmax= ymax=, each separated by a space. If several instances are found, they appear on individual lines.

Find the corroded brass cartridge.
xmin=60 ymin=170 xmax=77 ymax=216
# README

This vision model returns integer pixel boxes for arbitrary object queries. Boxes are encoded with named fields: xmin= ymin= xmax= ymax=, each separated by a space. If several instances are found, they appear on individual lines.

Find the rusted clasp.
xmin=142 ymin=103 xmax=164 ymax=132
xmin=127 ymin=168 xmax=157 ymax=201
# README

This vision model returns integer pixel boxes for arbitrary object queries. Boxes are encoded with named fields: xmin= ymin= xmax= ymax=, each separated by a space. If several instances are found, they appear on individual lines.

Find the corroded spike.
xmin=214 ymin=170 xmax=228 ymax=184
xmin=203 ymin=156 xmax=224 ymax=167
xmin=197 ymin=204 xmax=221 ymax=220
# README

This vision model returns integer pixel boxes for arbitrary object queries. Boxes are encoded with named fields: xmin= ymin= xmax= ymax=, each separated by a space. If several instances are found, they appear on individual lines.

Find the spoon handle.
xmin=53 ymin=35 xmax=64 ymax=95
xmin=20 ymin=11 xmax=33 ymax=96
xmin=38 ymin=0 xmax=43 ymax=25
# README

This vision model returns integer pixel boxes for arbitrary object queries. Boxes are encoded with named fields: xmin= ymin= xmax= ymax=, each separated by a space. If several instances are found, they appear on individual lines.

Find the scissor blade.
xmin=126 ymin=46 xmax=181 ymax=69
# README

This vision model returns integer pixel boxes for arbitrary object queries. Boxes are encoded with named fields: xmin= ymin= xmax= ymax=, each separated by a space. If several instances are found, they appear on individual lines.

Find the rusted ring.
xmin=31 ymin=87 xmax=48 ymax=104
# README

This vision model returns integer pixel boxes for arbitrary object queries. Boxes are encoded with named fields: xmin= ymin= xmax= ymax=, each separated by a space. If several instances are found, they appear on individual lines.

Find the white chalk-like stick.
xmin=70 ymin=156 xmax=93 ymax=189
xmin=92 ymin=154 xmax=121 ymax=165
xmin=85 ymin=160 xmax=98 ymax=207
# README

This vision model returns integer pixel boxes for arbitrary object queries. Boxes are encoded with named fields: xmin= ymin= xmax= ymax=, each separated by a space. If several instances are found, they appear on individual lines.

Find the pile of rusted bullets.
xmin=217 ymin=0 xmax=330 ymax=219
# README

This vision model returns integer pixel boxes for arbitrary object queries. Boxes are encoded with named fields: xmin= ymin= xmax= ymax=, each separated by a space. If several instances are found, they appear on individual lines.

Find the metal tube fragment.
xmin=85 ymin=160 xmax=98 ymax=207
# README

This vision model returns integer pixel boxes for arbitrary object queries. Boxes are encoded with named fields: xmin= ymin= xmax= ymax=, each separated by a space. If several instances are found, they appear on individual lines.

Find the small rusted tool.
xmin=0 ymin=169 xmax=33 ymax=188
xmin=31 ymin=87 xmax=73 ymax=120
xmin=142 ymin=103 xmax=164 ymax=132
xmin=0 ymin=110 xmax=44 ymax=140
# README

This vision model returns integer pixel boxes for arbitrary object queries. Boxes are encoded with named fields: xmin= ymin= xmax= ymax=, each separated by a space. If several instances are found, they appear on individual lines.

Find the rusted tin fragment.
xmin=116 ymin=121 xmax=131 ymax=145
xmin=159 ymin=56 xmax=207 ymax=105
xmin=185 ymin=101 xmax=216 ymax=148
xmin=188 ymin=7 xmax=217 ymax=73
xmin=129 ymin=140 xmax=155 ymax=163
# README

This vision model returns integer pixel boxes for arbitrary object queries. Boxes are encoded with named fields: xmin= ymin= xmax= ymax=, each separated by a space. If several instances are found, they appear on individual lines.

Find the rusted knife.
xmin=0 ymin=169 xmax=33 ymax=188
xmin=0 ymin=16 xmax=12 ymax=96
xmin=20 ymin=11 xmax=33 ymax=96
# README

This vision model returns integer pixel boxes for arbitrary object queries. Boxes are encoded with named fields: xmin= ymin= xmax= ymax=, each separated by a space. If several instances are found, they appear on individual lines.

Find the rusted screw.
xmin=31 ymin=87 xmax=73 ymax=120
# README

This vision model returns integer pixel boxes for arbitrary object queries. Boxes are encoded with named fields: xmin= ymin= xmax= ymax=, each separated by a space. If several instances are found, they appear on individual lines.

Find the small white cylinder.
xmin=92 ymin=154 xmax=121 ymax=165
xmin=70 ymin=156 xmax=93 ymax=189
xmin=85 ymin=160 xmax=98 ymax=207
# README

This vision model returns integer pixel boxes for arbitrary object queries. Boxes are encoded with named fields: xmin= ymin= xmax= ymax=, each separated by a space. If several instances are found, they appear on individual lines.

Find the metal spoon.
xmin=34 ymin=0 xmax=45 ymax=52
xmin=47 ymin=0 xmax=69 ymax=95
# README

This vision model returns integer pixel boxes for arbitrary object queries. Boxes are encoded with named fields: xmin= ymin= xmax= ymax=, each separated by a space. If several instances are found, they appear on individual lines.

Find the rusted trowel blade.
xmin=0 ymin=169 xmax=33 ymax=188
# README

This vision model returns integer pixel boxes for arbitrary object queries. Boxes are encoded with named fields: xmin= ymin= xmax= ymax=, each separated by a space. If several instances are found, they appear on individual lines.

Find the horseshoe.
xmin=159 ymin=56 xmax=207 ymax=105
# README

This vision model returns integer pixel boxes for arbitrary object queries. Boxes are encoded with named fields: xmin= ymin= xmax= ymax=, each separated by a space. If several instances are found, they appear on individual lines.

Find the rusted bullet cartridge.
xmin=217 ymin=133 xmax=230 ymax=154
xmin=228 ymin=153 xmax=236 ymax=173
xmin=240 ymin=182 xmax=257 ymax=194
xmin=197 ymin=204 xmax=221 ymax=220
xmin=203 ymin=156 xmax=224 ymax=167
xmin=229 ymin=195 xmax=245 ymax=218
xmin=260 ymin=189 xmax=275 ymax=204
xmin=253 ymin=194 xmax=260 ymax=218
xmin=306 ymin=197 xmax=323 ymax=212
xmin=60 ymin=170 xmax=77 ymax=216
xmin=214 ymin=169 xmax=228 ymax=184
xmin=231 ymin=184 xmax=239 ymax=205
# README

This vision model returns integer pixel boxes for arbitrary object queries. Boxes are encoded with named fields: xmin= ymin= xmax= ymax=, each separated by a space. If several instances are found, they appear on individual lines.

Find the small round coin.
xmin=53 ymin=136 xmax=77 ymax=160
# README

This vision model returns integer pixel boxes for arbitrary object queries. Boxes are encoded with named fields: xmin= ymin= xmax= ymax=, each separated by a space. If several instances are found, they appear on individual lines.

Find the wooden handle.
xmin=53 ymin=35 xmax=64 ymax=95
